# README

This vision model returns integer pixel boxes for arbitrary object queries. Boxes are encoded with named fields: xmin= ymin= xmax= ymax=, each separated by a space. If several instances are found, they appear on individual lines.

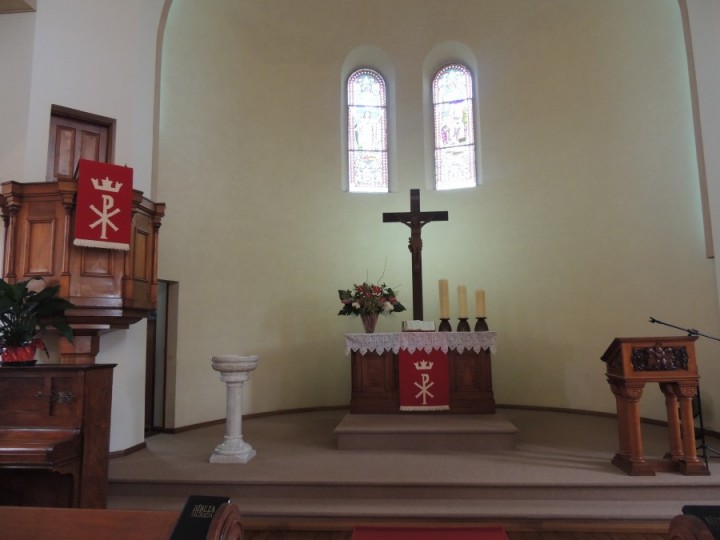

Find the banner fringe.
xmin=73 ymin=238 xmax=130 ymax=251
xmin=399 ymin=405 xmax=450 ymax=411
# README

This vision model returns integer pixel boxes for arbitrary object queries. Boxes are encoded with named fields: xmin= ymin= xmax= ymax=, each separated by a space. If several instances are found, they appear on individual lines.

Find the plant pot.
xmin=1 ymin=343 xmax=38 ymax=365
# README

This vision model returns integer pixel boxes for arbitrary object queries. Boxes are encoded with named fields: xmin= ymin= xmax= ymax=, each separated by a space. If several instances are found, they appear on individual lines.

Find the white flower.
xmin=352 ymin=302 xmax=361 ymax=310
xmin=383 ymin=302 xmax=394 ymax=312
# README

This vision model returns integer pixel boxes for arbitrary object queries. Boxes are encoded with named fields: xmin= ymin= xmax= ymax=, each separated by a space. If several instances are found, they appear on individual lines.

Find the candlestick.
xmin=474 ymin=317 xmax=489 ymax=331
xmin=439 ymin=318 xmax=452 ymax=332
xmin=457 ymin=285 xmax=468 ymax=319
xmin=439 ymin=279 xmax=450 ymax=319
xmin=475 ymin=289 xmax=486 ymax=318
xmin=457 ymin=318 xmax=470 ymax=332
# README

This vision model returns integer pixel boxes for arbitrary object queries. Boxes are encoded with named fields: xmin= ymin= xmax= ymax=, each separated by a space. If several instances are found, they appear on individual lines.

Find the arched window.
xmin=347 ymin=69 xmax=388 ymax=193
xmin=432 ymin=64 xmax=476 ymax=190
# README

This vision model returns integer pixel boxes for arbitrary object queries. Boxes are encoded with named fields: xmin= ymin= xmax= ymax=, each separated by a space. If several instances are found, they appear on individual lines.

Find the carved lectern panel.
xmin=27 ymin=219 xmax=56 ymax=275
xmin=79 ymin=249 xmax=114 ymax=277
xmin=70 ymin=248 xmax=122 ymax=306
xmin=631 ymin=345 xmax=689 ymax=372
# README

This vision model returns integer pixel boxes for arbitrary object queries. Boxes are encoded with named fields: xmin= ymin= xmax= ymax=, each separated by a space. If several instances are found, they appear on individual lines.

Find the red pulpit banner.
xmin=74 ymin=159 xmax=133 ymax=251
xmin=398 ymin=348 xmax=450 ymax=411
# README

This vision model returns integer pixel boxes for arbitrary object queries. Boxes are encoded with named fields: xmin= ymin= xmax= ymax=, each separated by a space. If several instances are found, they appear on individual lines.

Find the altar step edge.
xmin=109 ymin=479 xmax=719 ymax=505
xmin=107 ymin=491 xmax=707 ymax=522
xmin=333 ymin=413 xmax=518 ymax=451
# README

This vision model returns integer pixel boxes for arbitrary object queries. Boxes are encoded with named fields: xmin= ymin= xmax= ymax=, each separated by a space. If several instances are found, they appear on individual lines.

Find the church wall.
xmin=0 ymin=0 xmax=166 ymax=452
xmin=0 ymin=12 xmax=34 ymax=182
xmin=158 ymin=0 xmax=720 ymax=430
xmin=686 ymin=0 xmax=720 ymax=298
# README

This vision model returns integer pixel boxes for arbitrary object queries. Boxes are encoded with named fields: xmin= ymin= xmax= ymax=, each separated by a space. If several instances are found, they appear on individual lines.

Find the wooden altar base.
xmin=334 ymin=413 xmax=518 ymax=451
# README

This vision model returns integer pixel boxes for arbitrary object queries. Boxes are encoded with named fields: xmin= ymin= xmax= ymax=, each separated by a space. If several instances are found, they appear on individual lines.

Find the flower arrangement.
xmin=338 ymin=282 xmax=407 ymax=316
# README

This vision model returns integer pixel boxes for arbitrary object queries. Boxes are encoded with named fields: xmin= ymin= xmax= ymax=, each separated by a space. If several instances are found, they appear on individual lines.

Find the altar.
xmin=345 ymin=331 xmax=497 ymax=414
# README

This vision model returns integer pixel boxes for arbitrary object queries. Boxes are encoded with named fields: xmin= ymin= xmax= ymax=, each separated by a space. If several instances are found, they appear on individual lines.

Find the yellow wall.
xmin=158 ymin=0 xmax=720 ymax=428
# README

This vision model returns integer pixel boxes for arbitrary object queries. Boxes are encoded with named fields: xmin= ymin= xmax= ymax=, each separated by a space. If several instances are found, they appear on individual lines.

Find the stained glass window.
xmin=432 ymin=64 xmax=476 ymax=190
xmin=348 ymin=69 xmax=388 ymax=193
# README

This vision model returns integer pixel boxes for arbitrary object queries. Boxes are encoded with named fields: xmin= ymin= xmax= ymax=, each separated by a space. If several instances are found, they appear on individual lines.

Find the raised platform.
xmin=108 ymin=408 xmax=720 ymax=523
xmin=333 ymin=413 xmax=518 ymax=451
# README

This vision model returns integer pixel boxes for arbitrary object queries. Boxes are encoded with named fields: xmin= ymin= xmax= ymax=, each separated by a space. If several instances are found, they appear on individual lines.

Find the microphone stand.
xmin=649 ymin=316 xmax=720 ymax=469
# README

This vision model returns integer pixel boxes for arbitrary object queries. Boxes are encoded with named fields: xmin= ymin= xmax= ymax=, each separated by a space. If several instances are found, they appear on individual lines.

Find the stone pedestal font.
xmin=209 ymin=354 xmax=259 ymax=464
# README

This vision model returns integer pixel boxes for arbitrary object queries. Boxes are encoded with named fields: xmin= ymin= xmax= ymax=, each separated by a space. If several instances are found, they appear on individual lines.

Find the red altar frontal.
xmin=345 ymin=332 xmax=497 ymax=414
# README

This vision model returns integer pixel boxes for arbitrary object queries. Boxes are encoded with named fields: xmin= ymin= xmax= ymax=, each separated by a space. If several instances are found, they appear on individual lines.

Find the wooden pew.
xmin=0 ymin=502 xmax=244 ymax=540
xmin=669 ymin=514 xmax=716 ymax=540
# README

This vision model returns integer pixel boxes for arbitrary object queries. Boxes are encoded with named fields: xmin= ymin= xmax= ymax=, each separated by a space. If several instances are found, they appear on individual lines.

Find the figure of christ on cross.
xmin=383 ymin=189 xmax=448 ymax=320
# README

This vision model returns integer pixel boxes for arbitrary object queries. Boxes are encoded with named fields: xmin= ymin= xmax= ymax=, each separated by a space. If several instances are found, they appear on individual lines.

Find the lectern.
xmin=601 ymin=336 xmax=708 ymax=475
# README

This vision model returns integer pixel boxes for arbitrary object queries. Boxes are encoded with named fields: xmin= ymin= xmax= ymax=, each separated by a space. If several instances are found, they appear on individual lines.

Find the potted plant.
xmin=0 ymin=277 xmax=74 ymax=364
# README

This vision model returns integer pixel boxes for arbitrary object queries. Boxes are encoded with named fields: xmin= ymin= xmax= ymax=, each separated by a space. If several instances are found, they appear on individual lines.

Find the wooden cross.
xmin=383 ymin=189 xmax=449 ymax=320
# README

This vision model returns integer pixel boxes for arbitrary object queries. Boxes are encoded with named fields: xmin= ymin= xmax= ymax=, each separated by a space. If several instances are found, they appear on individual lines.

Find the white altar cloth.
xmin=344 ymin=331 xmax=497 ymax=356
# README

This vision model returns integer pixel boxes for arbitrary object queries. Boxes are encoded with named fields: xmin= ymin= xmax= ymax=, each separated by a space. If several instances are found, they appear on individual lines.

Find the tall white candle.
xmin=475 ymin=289 xmax=486 ymax=318
xmin=457 ymin=285 xmax=468 ymax=318
xmin=439 ymin=279 xmax=450 ymax=319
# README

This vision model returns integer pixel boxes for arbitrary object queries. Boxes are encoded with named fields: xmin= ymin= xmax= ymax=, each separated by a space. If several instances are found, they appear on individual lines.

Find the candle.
xmin=475 ymin=289 xmax=486 ymax=318
xmin=457 ymin=285 xmax=468 ymax=318
xmin=439 ymin=279 xmax=450 ymax=319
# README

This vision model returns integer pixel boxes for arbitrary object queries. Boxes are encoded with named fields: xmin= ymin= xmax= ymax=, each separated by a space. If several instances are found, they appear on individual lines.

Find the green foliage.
xmin=0 ymin=277 xmax=74 ymax=348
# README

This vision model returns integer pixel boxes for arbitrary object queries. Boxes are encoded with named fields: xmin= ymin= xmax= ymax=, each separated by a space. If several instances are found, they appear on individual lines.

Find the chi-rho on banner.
xmin=74 ymin=159 xmax=133 ymax=251
xmin=398 ymin=348 xmax=450 ymax=411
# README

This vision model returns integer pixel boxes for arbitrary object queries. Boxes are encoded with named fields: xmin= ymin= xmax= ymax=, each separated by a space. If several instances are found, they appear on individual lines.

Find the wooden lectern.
xmin=601 ymin=336 xmax=708 ymax=476
xmin=0 ymin=179 xmax=165 ymax=364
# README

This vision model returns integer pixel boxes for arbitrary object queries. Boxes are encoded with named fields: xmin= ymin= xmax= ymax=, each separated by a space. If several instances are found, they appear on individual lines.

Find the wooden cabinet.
xmin=0 ymin=364 xmax=115 ymax=507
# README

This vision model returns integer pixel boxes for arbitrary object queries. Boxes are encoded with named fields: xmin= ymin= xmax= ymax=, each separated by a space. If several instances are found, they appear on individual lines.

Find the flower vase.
xmin=361 ymin=312 xmax=379 ymax=333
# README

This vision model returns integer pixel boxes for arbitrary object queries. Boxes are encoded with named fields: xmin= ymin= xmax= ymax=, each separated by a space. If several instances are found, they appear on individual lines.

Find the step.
xmin=334 ymin=413 xmax=518 ymax=451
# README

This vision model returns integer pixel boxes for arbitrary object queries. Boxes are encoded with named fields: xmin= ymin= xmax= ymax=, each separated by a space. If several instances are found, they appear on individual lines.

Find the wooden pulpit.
xmin=0 ymin=179 xmax=165 ymax=363
xmin=601 ymin=336 xmax=708 ymax=476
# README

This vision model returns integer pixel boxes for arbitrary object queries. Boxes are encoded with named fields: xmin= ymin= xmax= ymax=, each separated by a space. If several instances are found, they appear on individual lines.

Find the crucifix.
xmin=383 ymin=189 xmax=449 ymax=320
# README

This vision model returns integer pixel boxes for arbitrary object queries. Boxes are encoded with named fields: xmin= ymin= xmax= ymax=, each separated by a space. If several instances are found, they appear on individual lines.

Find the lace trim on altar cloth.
xmin=344 ymin=331 xmax=497 ymax=356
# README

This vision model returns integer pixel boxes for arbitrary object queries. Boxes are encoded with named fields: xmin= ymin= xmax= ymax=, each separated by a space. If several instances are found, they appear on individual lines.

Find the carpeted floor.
xmin=108 ymin=407 xmax=720 ymax=523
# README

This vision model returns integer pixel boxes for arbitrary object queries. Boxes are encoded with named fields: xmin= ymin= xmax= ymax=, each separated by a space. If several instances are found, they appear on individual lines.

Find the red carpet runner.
xmin=352 ymin=526 xmax=509 ymax=540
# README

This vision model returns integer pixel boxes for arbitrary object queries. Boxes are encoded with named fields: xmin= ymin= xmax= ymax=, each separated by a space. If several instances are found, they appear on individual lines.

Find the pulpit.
xmin=345 ymin=332 xmax=497 ymax=414
xmin=0 ymin=179 xmax=165 ymax=363
xmin=601 ymin=336 xmax=708 ymax=476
